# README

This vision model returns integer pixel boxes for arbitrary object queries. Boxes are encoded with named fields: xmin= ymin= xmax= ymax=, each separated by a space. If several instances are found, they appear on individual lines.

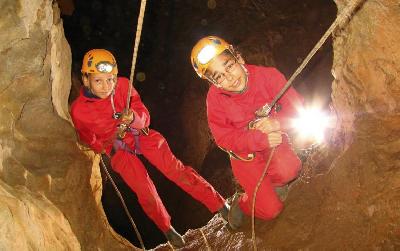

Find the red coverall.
xmin=207 ymin=65 xmax=303 ymax=220
xmin=71 ymin=77 xmax=225 ymax=232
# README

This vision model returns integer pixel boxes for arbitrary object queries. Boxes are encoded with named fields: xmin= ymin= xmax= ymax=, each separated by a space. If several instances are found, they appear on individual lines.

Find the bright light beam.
xmin=291 ymin=107 xmax=332 ymax=144
xmin=197 ymin=45 xmax=217 ymax=64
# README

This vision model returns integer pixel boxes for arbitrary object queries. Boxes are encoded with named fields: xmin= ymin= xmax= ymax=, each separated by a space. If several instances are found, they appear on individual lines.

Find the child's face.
xmin=82 ymin=73 xmax=116 ymax=99
xmin=206 ymin=52 xmax=248 ymax=93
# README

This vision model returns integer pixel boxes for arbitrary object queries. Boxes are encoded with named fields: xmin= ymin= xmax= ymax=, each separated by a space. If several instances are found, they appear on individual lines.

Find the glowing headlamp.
xmin=292 ymin=107 xmax=332 ymax=144
xmin=197 ymin=45 xmax=217 ymax=64
xmin=96 ymin=61 xmax=115 ymax=73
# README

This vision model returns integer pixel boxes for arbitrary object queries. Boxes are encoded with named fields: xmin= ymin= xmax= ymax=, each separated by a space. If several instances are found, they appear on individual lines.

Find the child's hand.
xmin=120 ymin=109 xmax=134 ymax=125
xmin=131 ymin=112 xmax=146 ymax=129
xmin=267 ymin=131 xmax=282 ymax=148
xmin=253 ymin=117 xmax=280 ymax=134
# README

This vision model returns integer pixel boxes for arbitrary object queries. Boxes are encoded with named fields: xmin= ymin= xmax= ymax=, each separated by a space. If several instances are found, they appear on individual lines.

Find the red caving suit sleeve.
xmin=72 ymin=115 xmax=105 ymax=153
xmin=207 ymin=97 xmax=270 ymax=153
xmin=119 ymin=77 xmax=150 ymax=129
xmin=261 ymin=68 xmax=304 ymax=131
xmin=70 ymin=100 xmax=114 ymax=154
xmin=129 ymin=88 xmax=150 ymax=129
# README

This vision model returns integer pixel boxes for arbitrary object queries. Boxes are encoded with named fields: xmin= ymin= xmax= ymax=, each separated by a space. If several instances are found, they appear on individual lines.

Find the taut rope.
xmin=257 ymin=0 xmax=366 ymax=116
xmin=126 ymin=0 xmax=148 ymax=109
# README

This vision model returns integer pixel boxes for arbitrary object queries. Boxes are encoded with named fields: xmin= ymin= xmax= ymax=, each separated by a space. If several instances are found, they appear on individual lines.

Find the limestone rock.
xmin=0 ymin=0 xmax=137 ymax=250
xmin=0 ymin=180 xmax=80 ymax=250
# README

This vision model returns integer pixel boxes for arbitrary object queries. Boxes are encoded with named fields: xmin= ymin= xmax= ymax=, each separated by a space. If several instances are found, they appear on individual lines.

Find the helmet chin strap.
xmin=229 ymin=49 xmax=250 ymax=93
xmin=207 ymin=76 xmax=221 ymax=87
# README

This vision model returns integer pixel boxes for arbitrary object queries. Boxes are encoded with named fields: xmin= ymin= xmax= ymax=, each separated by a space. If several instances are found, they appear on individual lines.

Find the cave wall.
xmin=0 ymin=0 xmax=134 ymax=249
xmin=163 ymin=0 xmax=400 ymax=249
xmin=332 ymin=0 xmax=400 ymax=148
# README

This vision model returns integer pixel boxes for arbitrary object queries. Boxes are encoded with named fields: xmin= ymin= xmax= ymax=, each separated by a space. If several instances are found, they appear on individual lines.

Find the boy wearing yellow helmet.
xmin=191 ymin=36 xmax=304 ymax=229
xmin=71 ymin=49 xmax=229 ymax=248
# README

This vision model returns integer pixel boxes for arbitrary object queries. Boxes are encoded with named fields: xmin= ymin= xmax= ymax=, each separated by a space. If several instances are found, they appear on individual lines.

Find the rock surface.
xmin=0 ymin=0 xmax=135 ymax=250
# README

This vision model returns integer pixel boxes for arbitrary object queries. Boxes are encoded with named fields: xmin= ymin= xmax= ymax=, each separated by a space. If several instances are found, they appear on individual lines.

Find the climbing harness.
xmin=217 ymin=104 xmax=282 ymax=161
xmin=100 ymin=155 xmax=146 ymax=250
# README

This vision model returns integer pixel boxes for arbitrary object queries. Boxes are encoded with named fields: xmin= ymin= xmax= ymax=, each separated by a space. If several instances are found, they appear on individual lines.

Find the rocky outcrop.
xmin=0 ymin=0 xmax=135 ymax=249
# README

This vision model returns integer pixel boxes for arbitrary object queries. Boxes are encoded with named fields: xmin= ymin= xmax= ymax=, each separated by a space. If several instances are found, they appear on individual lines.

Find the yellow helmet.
xmin=191 ymin=36 xmax=231 ymax=79
xmin=81 ymin=49 xmax=118 ymax=74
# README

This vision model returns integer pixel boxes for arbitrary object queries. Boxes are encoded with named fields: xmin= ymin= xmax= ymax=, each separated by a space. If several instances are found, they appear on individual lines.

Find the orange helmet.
xmin=191 ymin=36 xmax=232 ymax=79
xmin=81 ymin=49 xmax=118 ymax=74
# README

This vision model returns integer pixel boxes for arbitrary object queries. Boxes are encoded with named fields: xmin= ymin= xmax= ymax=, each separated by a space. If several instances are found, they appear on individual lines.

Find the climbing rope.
xmin=200 ymin=228 xmax=212 ymax=251
xmin=126 ymin=0 xmax=147 ymax=110
xmin=100 ymin=155 xmax=146 ymax=250
xmin=251 ymin=147 xmax=275 ymax=251
xmin=103 ymin=1 xmax=148 ymax=246
xmin=257 ymin=0 xmax=366 ymax=116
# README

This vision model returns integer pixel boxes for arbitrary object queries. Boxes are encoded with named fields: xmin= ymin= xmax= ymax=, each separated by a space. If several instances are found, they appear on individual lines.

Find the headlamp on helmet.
xmin=81 ymin=49 xmax=118 ymax=75
xmin=191 ymin=36 xmax=232 ymax=79
xmin=198 ymin=45 xmax=218 ymax=64
xmin=96 ymin=61 xmax=115 ymax=73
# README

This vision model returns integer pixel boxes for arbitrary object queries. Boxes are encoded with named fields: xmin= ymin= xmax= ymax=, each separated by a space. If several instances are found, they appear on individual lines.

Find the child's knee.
xmin=278 ymin=156 xmax=301 ymax=184
xmin=285 ymin=162 xmax=301 ymax=183
xmin=257 ymin=202 xmax=283 ymax=220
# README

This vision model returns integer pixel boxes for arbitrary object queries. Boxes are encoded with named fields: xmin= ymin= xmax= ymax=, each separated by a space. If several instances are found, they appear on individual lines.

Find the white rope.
xmin=200 ymin=228 xmax=212 ymax=251
xmin=259 ymin=0 xmax=366 ymax=116
xmin=126 ymin=0 xmax=148 ymax=109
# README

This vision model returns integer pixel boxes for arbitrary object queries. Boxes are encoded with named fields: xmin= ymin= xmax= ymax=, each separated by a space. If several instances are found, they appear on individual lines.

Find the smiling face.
xmin=205 ymin=51 xmax=248 ymax=93
xmin=82 ymin=73 xmax=116 ymax=99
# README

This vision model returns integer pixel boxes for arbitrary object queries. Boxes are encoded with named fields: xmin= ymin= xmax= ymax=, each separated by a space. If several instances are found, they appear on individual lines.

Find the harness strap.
xmin=111 ymin=127 xmax=150 ymax=156
xmin=218 ymin=145 xmax=255 ymax=162
xmin=130 ymin=128 xmax=142 ymax=154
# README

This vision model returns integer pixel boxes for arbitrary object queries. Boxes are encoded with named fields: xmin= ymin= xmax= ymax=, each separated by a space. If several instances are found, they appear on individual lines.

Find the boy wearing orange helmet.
xmin=71 ymin=49 xmax=229 ymax=248
xmin=191 ymin=37 xmax=304 ymax=229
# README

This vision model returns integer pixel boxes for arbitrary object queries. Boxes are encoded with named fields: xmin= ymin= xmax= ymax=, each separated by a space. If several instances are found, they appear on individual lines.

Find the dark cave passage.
xmin=62 ymin=0 xmax=336 ymax=248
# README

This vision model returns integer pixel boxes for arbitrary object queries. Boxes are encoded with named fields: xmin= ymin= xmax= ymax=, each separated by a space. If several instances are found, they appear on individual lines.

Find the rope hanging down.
xmin=250 ymin=0 xmax=366 ymax=249
xmin=251 ymin=148 xmax=275 ymax=251
xmin=127 ymin=0 xmax=148 ymax=110
xmin=100 ymin=155 xmax=146 ymax=250
xmin=99 ymin=1 xmax=148 ymax=250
